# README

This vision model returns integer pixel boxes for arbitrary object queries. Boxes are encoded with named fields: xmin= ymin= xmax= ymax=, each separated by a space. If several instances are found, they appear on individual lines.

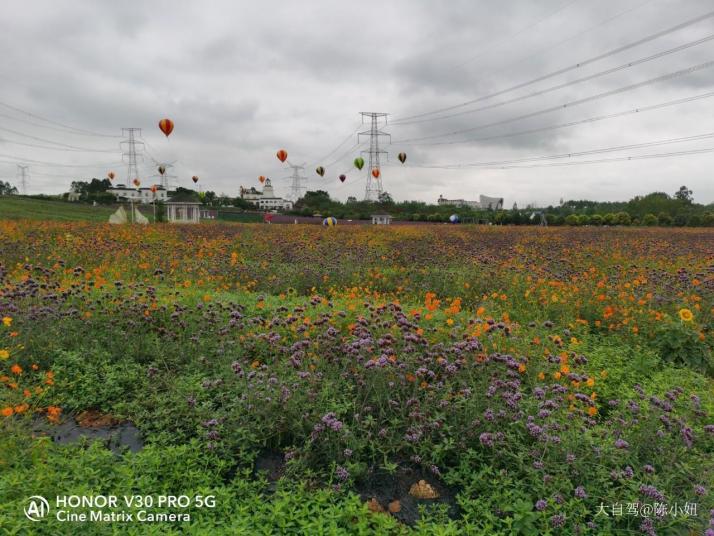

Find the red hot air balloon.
xmin=133 ymin=178 xmax=141 ymax=188
xmin=150 ymin=185 xmax=158 ymax=193
xmin=276 ymin=149 xmax=288 ymax=163
xmin=372 ymin=168 xmax=380 ymax=178
xmin=259 ymin=175 xmax=266 ymax=184
xmin=398 ymin=152 xmax=407 ymax=164
xmin=159 ymin=118 xmax=174 ymax=137
xmin=339 ymin=174 xmax=346 ymax=183
xmin=107 ymin=171 xmax=115 ymax=181
xmin=192 ymin=175 xmax=199 ymax=183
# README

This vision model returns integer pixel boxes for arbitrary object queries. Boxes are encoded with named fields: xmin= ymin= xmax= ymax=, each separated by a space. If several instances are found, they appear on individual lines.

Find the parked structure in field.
xmin=371 ymin=214 xmax=392 ymax=225
xmin=108 ymin=185 xmax=169 ymax=204
xmin=166 ymin=191 xmax=201 ymax=224
xmin=437 ymin=194 xmax=504 ymax=210
xmin=240 ymin=179 xmax=293 ymax=211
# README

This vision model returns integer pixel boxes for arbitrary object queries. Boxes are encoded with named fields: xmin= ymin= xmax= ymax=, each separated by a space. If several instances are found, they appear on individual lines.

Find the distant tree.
xmin=657 ymin=212 xmax=673 ymax=226
xmin=687 ymin=214 xmax=703 ymax=227
xmin=378 ymin=191 xmax=393 ymax=204
xmin=564 ymin=214 xmax=579 ymax=226
xmin=642 ymin=213 xmax=658 ymax=226
xmin=674 ymin=185 xmax=693 ymax=203
xmin=590 ymin=214 xmax=603 ymax=226
xmin=603 ymin=213 xmax=616 ymax=226
xmin=703 ymin=212 xmax=714 ymax=227
xmin=615 ymin=212 xmax=631 ymax=226
xmin=0 ymin=180 xmax=18 ymax=195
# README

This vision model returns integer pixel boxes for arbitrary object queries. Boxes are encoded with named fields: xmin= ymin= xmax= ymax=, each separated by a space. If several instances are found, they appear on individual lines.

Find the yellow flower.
xmin=678 ymin=308 xmax=694 ymax=322
xmin=0 ymin=349 xmax=9 ymax=360
xmin=2 ymin=317 xmax=11 ymax=327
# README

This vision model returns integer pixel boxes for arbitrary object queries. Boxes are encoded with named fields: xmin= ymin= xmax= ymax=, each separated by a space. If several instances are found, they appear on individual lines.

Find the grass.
xmin=0 ymin=196 xmax=155 ymax=222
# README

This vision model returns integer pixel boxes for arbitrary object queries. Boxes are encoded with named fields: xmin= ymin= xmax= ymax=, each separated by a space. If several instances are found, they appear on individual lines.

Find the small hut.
xmin=371 ymin=214 xmax=392 ymax=225
xmin=166 ymin=192 xmax=201 ymax=224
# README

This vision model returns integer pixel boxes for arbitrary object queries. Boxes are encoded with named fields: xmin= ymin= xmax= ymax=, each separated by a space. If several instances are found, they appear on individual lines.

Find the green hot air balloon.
xmin=316 ymin=166 xmax=325 ymax=177
xmin=353 ymin=157 xmax=365 ymax=170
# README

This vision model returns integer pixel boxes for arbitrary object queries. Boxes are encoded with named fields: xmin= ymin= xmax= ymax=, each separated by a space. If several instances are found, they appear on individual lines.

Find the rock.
xmin=409 ymin=479 xmax=439 ymax=499
xmin=366 ymin=498 xmax=385 ymax=513
xmin=388 ymin=500 xmax=401 ymax=513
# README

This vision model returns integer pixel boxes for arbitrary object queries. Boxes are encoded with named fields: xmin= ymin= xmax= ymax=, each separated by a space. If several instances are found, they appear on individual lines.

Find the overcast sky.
xmin=1 ymin=0 xmax=713 ymax=206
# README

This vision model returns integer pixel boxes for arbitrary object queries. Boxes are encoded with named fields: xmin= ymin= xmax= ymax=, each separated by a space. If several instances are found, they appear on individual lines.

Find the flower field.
xmin=1 ymin=220 xmax=713 ymax=535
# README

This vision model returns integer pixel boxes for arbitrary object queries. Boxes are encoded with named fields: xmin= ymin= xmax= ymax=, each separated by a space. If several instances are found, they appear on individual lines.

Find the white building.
xmin=371 ymin=214 xmax=392 ymax=225
xmin=108 ymin=185 xmax=169 ymax=204
xmin=437 ymin=194 xmax=504 ymax=210
xmin=240 ymin=179 xmax=293 ymax=211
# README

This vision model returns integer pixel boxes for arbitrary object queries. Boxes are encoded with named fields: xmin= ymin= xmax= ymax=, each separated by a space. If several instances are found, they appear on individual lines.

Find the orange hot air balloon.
xmin=159 ymin=118 xmax=174 ymax=137
xmin=192 ymin=175 xmax=199 ymax=183
xmin=276 ymin=149 xmax=288 ymax=163
xmin=372 ymin=168 xmax=380 ymax=178
xmin=107 ymin=171 xmax=115 ymax=181
xmin=150 ymin=185 xmax=158 ymax=193
xmin=259 ymin=175 xmax=266 ymax=184
xmin=133 ymin=178 xmax=141 ymax=188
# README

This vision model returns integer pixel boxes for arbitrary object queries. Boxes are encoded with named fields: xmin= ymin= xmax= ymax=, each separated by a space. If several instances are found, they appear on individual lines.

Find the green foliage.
xmin=653 ymin=321 xmax=713 ymax=373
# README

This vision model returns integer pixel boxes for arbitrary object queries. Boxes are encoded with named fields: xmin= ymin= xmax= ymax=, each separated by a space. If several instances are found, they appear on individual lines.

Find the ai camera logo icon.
xmin=24 ymin=496 xmax=50 ymax=521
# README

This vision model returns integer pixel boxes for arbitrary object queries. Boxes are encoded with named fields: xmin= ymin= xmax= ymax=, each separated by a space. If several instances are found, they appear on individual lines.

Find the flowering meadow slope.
xmin=0 ymin=221 xmax=713 ymax=535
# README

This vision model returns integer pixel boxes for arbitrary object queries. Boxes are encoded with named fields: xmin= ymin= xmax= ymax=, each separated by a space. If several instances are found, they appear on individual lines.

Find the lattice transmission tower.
xmin=120 ymin=128 xmax=144 ymax=185
xmin=287 ymin=163 xmax=308 ymax=201
xmin=16 ymin=165 xmax=29 ymax=194
xmin=358 ymin=112 xmax=390 ymax=201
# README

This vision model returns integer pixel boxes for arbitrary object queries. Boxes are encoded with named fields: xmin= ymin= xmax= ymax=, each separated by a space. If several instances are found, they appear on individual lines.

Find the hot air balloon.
xmin=276 ymin=149 xmax=288 ymax=163
xmin=322 ymin=217 xmax=337 ymax=227
xmin=316 ymin=166 xmax=325 ymax=177
xmin=107 ymin=171 xmax=115 ymax=181
xmin=192 ymin=175 xmax=199 ymax=183
xmin=339 ymin=174 xmax=346 ymax=183
xmin=372 ymin=168 xmax=380 ymax=178
xmin=449 ymin=214 xmax=460 ymax=224
xmin=133 ymin=178 xmax=141 ymax=188
xmin=259 ymin=175 xmax=266 ymax=184
xmin=158 ymin=118 xmax=174 ymax=138
xmin=158 ymin=165 xmax=166 ymax=176
xmin=150 ymin=185 xmax=158 ymax=193
xmin=398 ymin=152 xmax=407 ymax=164
xmin=354 ymin=157 xmax=364 ymax=170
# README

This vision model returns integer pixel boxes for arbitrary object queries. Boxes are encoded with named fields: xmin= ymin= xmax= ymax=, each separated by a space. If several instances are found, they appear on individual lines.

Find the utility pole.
xmin=287 ymin=163 xmax=307 ymax=201
xmin=120 ymin=128 xmax=144 ymax=185
xmin=358 ymin=112 xmax=390 ymax=201
xmin=16 ymin=165 xmax=28 ymax=195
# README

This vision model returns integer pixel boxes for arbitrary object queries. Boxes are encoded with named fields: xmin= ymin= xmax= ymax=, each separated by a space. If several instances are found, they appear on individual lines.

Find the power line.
xmin=0 ymin=152 xmax=122 ymax=168
xmin=0 ymin=101 xmax=122 ymax=138
xmin=396 ymin=90 xmax=714 ymax=146
xmin=463 ymin=146 xmax=714 ymax=170
xmin=448 ymin=0 xmax=583 ymax=70
xmin=393 ymin=33 xmax=714 ymax=126
xmin=0 ymin=126 xmax=119 ymax=152
xmin=398 ymin=131 xmax=714 ymax=169
xmin=393 ymin=8 xmax=714 ymax=124
xmin=307 ymin=124 xmax=362 ymax=169
xmin=482 ymin=0 xmax=655 ymax=87
xmin=395 ymin=59 xmax=714 ymax=143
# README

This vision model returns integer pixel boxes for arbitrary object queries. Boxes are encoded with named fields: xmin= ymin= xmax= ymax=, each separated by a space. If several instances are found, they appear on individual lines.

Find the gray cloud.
xmin=0 ymin=0 xmax=713 ymax=207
